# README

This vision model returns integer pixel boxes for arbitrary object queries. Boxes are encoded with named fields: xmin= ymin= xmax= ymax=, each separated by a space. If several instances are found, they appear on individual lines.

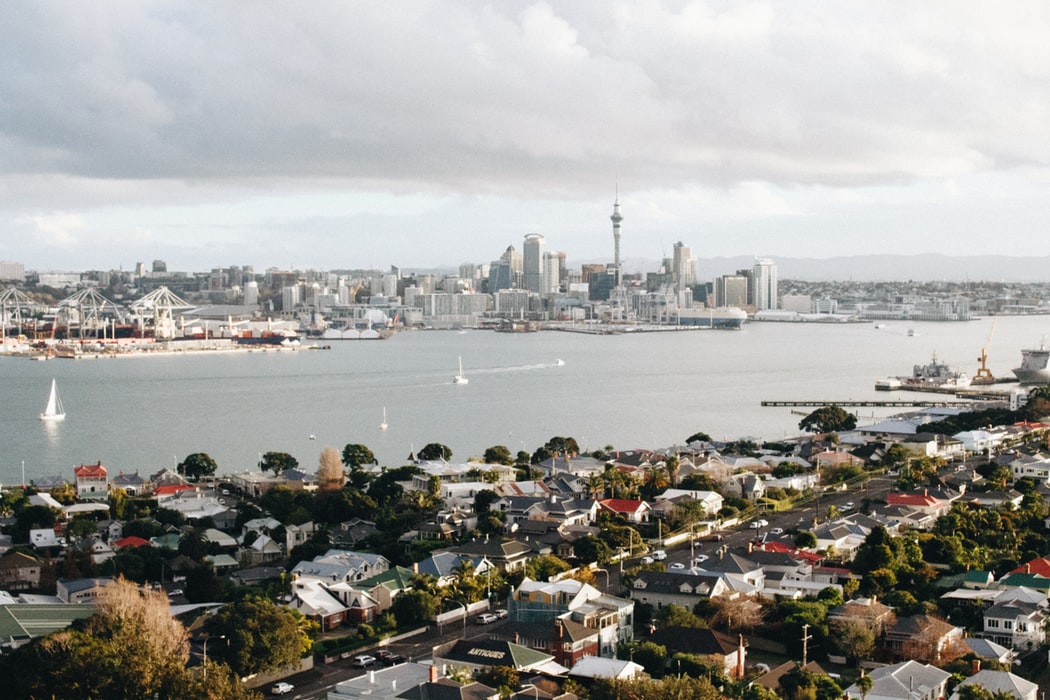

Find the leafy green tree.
xmin=178 ymin=452 xmax=218 ymax=481
xmin=483 ymin=445 xmax=514 ymax=465
xmin=525 ymin=554 xmax=571 ymax=582
xmin=685 ymin=431 xmax=712 ymax=444
xmin=798 ymin=405 xmax=857 ymax=433
xmin=259 ymin=451 xmax=299 ymax=476
xmin=544 ymin=436 xmax=580 ymax=455
xmin=108 ymin=487 xmax=129 ymax=519
xmin=572 ymin=535 xmax=612 ymax=565
xmin=391 ymin=589 xmax=439 ymax=626
xmin=205 ymin=598 xmax=314 ymax=676
xmin=629 ymin=640 xmax=668 ymax=676
xmin=475 ymin=665 xmax=519 ymax=696
xmin=474 ymin=489 xmax=500 ymax=514
xmin=12 ymin=504 xmax=58 ymax=543
xmin=342 ymin=443 xmax=377 ymax=467
xmin=418 ymin=442 xmax=452 ymax=461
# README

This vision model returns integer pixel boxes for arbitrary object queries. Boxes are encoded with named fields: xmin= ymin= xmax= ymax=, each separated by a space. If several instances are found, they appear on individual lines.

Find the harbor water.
xmin=1 ymin=316 xmax=1048 ymax=486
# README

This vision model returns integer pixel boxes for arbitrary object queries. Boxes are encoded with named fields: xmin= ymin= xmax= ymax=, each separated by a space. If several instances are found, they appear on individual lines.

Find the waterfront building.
xmin=753 ymin=258 xmax=778 ymax=311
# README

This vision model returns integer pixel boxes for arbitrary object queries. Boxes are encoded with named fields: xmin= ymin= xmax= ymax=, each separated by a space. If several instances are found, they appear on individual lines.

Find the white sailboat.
xmin=453 ymin=356 xmax=469 ymax=384
xmin=39 ymin=378 xmax=66 ymax=421
xmin=380 ymin=406 xmax=389 ymax=431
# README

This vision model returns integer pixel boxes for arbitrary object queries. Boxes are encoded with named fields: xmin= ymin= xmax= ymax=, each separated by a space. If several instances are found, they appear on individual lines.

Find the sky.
xmin=3 ymin=1 xmax=1050 ymax=274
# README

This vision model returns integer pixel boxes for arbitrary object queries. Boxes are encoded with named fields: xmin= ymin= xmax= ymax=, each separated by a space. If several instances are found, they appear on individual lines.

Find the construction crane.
xmin=974 ymin=319 xmax=996 ymax=384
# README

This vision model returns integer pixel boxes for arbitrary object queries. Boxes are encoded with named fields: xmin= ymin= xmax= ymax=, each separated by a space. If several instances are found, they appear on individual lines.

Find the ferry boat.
xmin=1012 ymin=343 xmax=1050 ymax=385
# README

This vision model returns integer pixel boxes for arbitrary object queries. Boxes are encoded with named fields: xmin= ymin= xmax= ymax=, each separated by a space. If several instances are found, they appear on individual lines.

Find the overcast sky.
xmin=3 ymin=1 xmax=1050 ymax=273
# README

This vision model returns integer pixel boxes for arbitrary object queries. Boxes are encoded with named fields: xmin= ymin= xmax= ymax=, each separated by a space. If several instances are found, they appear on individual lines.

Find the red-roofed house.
xmin=1010 ymin=557 xmax=1050 ymax=577
xmin=759 ymin=540 xmax=824 ymax=564
xmin=112 ymin=536 xmax=152 ymax=550
xmin=885 ymin=489 xmax=951 ymax=518
xmin=598 ymin=499 xmax=652 ymax=524
xmin=154 ymin=484 xmax=197 ymax=499
xmin=74 ymin=462 xmax=109 ymax=500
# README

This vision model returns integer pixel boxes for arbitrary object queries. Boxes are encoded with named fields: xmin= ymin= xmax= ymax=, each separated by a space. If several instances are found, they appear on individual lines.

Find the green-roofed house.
xmin=997 ymin=572 xmax=1050 ymax=594
xmin=351 ymin=565 xmax=417 ymax=614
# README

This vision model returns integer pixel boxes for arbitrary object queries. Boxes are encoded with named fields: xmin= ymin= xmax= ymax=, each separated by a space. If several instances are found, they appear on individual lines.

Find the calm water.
xmin=1 ymin=316 xmax=1048 ymax=486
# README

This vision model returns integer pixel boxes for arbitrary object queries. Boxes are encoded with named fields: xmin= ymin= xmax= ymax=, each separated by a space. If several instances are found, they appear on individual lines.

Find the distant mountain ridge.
xmin=617 ymin=254 xmax=1050 ymax=283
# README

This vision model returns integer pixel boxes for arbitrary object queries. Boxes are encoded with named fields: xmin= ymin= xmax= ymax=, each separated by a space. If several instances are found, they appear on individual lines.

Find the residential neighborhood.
xmin=2 ymin=396 xmax=1050 ymax=699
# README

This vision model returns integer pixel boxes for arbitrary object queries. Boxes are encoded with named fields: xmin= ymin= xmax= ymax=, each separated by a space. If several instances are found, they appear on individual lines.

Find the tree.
xmin=317 ymin=446 xmax=345 ymax=491
xmin=178 ymin=452 xmax=218 ymax=481
xmin=629 ymin=640 xmax=668 ymax=676
xmin=475 ymin=665 xmax=520 ymax=696
xmin=798 ymin=405 xmax=857 ymax=434
xmin=686 ymin=431 xmax=712 ymax=444
xmin=525 ymin=554 xmax=571 ymax=582
xmin=856 ymin=673 xmax=873 ymax=700
xmin=830 ymin=618 xmax=876 ymax=662
xmin=259 ymin=451 xmax=298 ymax=476
xmin=483 ymin=445 xmax=514 ymax=465
xmin=1 ymin=577 xmax=192 ymax=699
xmin=205 ymin=597 xmax=313 ymax=677
xmin=794 ymin=530 xmax=818 ymax=549
xmin=572 ymin=535 xmax=612 ymax=565
xmin=342 ymin=443 xmax=377 ymax=468
xmin=474 ymin=489 xmax=500 ymax=514
xmin=391 ymin=589 xmax=438 ymax=626
xmin=418 ymin=442 xmax=452 ymax=461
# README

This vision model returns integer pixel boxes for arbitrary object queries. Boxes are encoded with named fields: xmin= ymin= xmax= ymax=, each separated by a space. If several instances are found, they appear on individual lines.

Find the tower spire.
xmin=610 ymin=181 xmax=623 ymax=286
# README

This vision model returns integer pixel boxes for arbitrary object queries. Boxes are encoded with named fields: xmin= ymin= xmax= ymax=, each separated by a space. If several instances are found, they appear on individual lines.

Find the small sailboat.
xmin=453 ymin=356 xmax=469 ymax=384
xmin=379 ymin=406 xmax=388 ymax=431
xmin=555 ymin=358 xmax=565 ymax=366
xmin=40 ymin=378 xmax=66 ymax=421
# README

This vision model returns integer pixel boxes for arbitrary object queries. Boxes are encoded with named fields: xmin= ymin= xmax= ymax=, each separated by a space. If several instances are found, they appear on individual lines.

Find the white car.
xmin=692 ymin=555 xmax=709 ymax=565
xmin=669 ymin=562 xmax=685 ymax=570
xmin=770 ymin=527 xmax=784 ymax=536
xmin=641 ymin=556 xmax=655 ymax=565
xmin=475 ymin=612 xmax=498 ymax=625
xmin=352 ymin=654 xmax=377 ymax=667
xmin=271 ymin=682 xmax=294 ymax=695
xmin=749 ymin=521 xmax=761 ymax=529
xmin=651 ymin=549 xmax=667 ymax=561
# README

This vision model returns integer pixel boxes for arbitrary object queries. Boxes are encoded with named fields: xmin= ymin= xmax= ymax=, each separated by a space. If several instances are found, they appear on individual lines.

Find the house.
xmin=981 ymin=601 xmax=1047 ymax=650
xmin=448 ymin=539 xmax=533 ymax=573
xmin=843 ymin=660 xmax=950 ymax=700
xmin=567 ymin=656 xmax=645 ymax=682
xmin=648 ymin=626 xmax=747 ymax=679
xmin=287 ymin=577 xmax=347 ymax=631
xmin=652 ymin=489 xmax=724 ymax=517
xmin=1009 ymin=451 xmax=1050 ymax=482
xmin=73 ymin=462 xmax=109 ymax=500
xmin=397 ymin=676 xmax=500 ymax=700
xmin=828 ymin=597 xmax=896 ymax=637
xmin=884 ymin=488 xmax=954 ymax=520
xmin=414 ymin=551 xmax=494 ymax=588
xmin=511 ymin=577 xmax=634 ymax=657
xmin=490 ymin=616 xmax=600 ymax=668
xmin=597 ymin=499 xmax=651 ymax=524
xmin=0 ymin=551 xmax=42 ymax=591
xmin=949 ymin=669 xmax=1038 ymax=700
xmin=57 ymin=577 xmax=113 ymax=604
xmin=110 ymin=471 xmax=146 ymax=496
xmin=292 ymin=549 xmax=391 ymax=584
xmin=631 ymin=569 xmax=739 ymax=609
xmin=327 ymin=662 xmax=436 ymax=700
xmin=884 ymin=614 xmax=964 ymax=664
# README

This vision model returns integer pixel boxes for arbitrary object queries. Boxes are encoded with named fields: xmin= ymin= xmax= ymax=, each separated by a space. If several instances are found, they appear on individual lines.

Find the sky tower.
xmin=610 ymin=185 xmax=623 ymax=285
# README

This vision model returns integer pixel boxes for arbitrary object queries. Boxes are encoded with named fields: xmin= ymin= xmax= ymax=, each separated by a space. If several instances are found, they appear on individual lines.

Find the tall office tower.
xmin=244 ymin=280 xmax=259 ymax=306
xmin=459 ymin=263 xmax=477 ymax=290
xmin=498 ymin=245 xmax=523 ymax=289
xmin=523 ymin=233 xmax=546 ymax=293
xmin=715 ymin=274 xmax=749 ymax=308
xmin=488 ymin=260 xmax=511 ymax=293
xmin=672 ymin=241 xmax=696 ymax=292
xmin=610 ymin=189 xmax=623 ymax=285
xmin=753 ymin=258 xmax=778 ymax=311
xmin=542 ymin=251 xmax=560 ymax=294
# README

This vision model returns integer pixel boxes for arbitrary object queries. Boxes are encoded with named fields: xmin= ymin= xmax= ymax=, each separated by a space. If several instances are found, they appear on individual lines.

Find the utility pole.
xmin=801 ymin=623 xmax=812 ymax=667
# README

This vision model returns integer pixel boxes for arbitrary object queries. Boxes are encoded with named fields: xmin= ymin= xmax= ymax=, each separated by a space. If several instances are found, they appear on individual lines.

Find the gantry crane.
xmin=974 ymin=319 xmax=996 ymax=384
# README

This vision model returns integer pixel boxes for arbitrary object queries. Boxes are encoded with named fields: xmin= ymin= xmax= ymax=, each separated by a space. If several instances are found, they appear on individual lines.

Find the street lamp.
xmin=201 ymin=634 xmax=227 ymax=679
xmin=441 ymin=597 xmax=467 ymax=638
xmin=520 ymin=683 xmax=540 ymax=699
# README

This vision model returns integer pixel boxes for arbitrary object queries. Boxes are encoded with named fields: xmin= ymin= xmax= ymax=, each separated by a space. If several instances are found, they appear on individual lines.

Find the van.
xmin=651 ymin=549 xmax=667 ymax=561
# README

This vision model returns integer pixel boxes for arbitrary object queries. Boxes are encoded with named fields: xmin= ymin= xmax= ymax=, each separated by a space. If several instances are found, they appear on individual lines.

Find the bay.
xmin=1 ymin=316 xmax=1048 ymax=487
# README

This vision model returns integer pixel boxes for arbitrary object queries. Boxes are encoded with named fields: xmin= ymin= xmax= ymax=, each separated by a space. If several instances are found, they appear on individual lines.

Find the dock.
xmin=761 ymin=399 xmax=978 ymax=408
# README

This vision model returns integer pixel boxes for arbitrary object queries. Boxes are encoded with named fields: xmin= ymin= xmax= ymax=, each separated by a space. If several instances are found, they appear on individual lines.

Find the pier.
xmin=761 ymin=399 xmax=978 ymax=408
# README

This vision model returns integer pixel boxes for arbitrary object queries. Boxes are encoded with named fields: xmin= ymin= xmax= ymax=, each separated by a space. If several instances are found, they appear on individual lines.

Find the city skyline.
xmin=3 ymin=3 xmax=1050 ymax=272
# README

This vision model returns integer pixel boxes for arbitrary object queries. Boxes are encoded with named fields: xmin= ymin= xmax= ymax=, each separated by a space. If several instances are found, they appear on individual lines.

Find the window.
xmin=988 ymin=619 xmax=999 ymax=628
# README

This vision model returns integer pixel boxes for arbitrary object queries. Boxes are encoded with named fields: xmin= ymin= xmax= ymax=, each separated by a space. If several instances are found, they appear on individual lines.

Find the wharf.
xmin=762 ymin=399 xmax=977 ymax=408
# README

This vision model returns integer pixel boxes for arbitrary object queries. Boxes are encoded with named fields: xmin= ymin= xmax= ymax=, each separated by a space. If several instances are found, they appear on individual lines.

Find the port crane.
xmin=974 ymin=320 xmax=996 ymax=384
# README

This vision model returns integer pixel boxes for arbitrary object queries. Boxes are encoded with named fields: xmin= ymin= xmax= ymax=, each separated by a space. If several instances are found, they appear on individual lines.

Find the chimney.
xmin=736 ymin=634 xmax=746 ymax=679
xmin=413 ymin=562 xmax=419 ymax=573
xmin=429 ymin=664 xmax=439 ymax=682
xmin=972 ymin=659 xmax=981 ymax=674
xmin=1026 ymin=563 xmax=1031 ymax=574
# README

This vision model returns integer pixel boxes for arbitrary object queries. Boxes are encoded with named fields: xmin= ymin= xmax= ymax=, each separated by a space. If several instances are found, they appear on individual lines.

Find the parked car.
xmin=843 ymin=502 xmax=855 ymax=511
xmin=271 ymin=682 xmax=294 ymax=695
xmin=376 ymin=650 xmax=406 ymax=666
xmin=352 ymin=654 xmax=377 ymax=667
xmin=492 ymin=608 xmax=509 ymax=619
xmin=770 ymin=527 xmax=784 ymax=535
xmin=168 ymin=588 xmax=184 ymax=597
xmin=641 ymin=555 xmax=655 ymax=565
xmin=692 ymin=555 xmax=709 ymax=565
xmin=749 ymin=521 xmax=761 ymax=529
xmin=669 ymin=562 xmax=685 ymax=570
xmin=757 ymin=518 xmax=769 ymax=527
xmin=475 ymin=612 xmax=498 ymax=625
xmin=651 ymin=549 xmax=667 ymax=561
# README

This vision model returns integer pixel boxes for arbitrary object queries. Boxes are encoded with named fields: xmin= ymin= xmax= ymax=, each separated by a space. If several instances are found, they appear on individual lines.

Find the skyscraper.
xmin=523 ymin=233 xmax=545 ymax=294
xmin=753 ymin=258 xmax=778 ymax=311
xmin=672 ymin=241 xmax=696 ymax=293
